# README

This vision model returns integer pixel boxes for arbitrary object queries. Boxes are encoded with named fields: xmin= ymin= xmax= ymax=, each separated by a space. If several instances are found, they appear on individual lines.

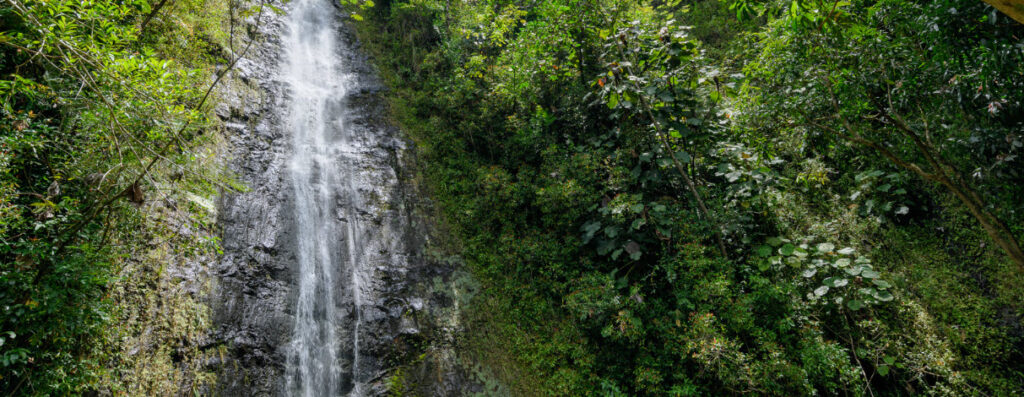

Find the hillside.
xmin=2 ymin=0 xmax=1024 ymax=395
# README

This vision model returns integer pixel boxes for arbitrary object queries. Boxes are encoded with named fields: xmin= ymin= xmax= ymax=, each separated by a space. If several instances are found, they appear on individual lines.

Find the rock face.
xmin=209 ymin=1 xmax=474 ymax=395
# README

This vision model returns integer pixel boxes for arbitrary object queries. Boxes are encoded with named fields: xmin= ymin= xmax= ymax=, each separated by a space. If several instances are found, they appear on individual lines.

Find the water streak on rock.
xmin=212 ymin=1 xmax=475 ymax=395
xmin=281 ymin=0 xmax=365 ymax=394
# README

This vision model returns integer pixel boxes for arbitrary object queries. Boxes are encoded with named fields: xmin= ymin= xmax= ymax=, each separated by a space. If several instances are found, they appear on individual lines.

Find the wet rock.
xmin=209 ymin=1 xmax=477 ymax=396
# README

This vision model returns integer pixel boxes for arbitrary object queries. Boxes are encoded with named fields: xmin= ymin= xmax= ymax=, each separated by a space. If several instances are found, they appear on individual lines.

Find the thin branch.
xmin=139 ymin=0 xmax=173 ymax=33
xmin=20 ymin=0 xmax=270 ymax=285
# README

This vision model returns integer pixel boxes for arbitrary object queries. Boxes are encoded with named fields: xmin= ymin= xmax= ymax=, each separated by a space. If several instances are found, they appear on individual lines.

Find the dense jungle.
xmin=2 ymin=0 xmax=1024 ymax=395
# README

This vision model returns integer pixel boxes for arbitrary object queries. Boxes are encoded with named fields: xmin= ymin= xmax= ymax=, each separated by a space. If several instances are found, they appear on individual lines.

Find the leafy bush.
xmin=354 ymin=0 xmax=1024 ymax=394
xmin=0 ymin=0 xmax=239 ymax=392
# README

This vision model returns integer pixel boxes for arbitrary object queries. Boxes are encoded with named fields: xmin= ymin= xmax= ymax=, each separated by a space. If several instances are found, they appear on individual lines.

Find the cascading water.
xmin=281 ymin=0 xmax=365 ymax=395
xmin=212 ymin=0 xmax=475 ymax=394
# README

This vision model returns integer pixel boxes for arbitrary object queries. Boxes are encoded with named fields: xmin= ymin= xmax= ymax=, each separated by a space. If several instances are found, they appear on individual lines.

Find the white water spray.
xmin=282 ymin=0 xmax=366 ymax=395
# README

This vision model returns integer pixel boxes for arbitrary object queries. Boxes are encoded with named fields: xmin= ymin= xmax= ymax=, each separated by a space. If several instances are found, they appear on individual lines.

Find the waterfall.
xmin=281 ymin=0 xmax=365 ymax=395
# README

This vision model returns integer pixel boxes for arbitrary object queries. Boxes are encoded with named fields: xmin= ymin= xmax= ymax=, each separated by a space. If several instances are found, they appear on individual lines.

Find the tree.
xmin=740 ymin=0 xmax=1024 ymax=269
xmin=982 ymin=0 xmax=1024 ymax=24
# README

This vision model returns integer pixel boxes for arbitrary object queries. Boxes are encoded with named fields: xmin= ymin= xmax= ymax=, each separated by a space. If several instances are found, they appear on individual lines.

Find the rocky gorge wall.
xmin=207 ymin=1 xmax=479 ymax=395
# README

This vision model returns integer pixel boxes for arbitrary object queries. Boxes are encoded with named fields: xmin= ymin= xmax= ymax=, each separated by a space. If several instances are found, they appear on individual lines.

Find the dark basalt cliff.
xmin=207 ymin=1 xmax=478 ymax=395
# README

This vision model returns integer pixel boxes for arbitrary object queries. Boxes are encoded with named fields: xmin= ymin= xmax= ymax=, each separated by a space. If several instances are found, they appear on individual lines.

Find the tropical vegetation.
xmin=355 ymin=0 xmax=1024 ymax=394
xmin=2 ymin=0 xmax=1023 ymax=395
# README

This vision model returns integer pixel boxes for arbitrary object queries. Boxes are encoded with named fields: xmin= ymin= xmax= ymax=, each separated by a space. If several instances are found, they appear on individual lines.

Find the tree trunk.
xmin=939 ymin=175 xmax=1024 ymax=269
xmin=139 ymin=0 xmax=172 ymax=33
xmin=982 ymin=0 xmax=1024 ymax=24
xmin=821 ymin=80 xmax=1024 ymax=271
xmin=886 ymin=113 xmax=1024 ymax=270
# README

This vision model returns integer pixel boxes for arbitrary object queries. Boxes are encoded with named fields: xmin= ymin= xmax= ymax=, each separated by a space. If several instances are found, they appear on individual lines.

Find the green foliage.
xmin=340 ymin=0 xmax=376 ymax=20
xmin=765 ymin=237 xmax=894 ymax=308
xmin=849 ymin=169 xmax=912 ymax=221
xmin=355 ymin=0 xmax=1024 ymax=394
xmin=738 ymin=0 xmax=1024 ymax=266
xmin=1 ymin=0 xmax=1010 ymax=393
xmin=0 ymin=0 xmax=235 ymax=393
